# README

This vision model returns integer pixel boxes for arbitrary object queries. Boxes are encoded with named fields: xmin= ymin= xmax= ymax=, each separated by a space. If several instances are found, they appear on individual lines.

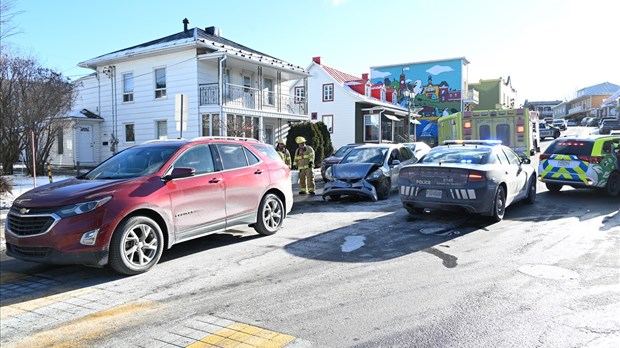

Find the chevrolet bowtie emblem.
xmin=19 ymin=208 xmax=30 ymax=214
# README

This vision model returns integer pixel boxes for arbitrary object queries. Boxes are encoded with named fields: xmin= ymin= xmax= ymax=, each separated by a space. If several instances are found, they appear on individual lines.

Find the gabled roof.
xmin=601 ymin=88 xmax=620 ymax=107
xmin=310 ymin=58 xmax=406 ymax=112
xmin=577 ymin=82 xmax=620 ymax=97
xmin=79 ymin=26 xmax=306 ymax=74
xmin=322 ymin=65 xmax=361 ymax=84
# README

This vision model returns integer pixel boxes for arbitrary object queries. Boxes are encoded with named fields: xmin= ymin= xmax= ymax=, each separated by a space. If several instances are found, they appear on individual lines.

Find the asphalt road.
xmin=1 ymin=128 xmax=619 ymax=347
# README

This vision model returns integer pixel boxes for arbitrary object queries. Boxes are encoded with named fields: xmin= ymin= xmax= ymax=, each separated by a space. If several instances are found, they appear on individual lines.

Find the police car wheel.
xmin=606 ymin=171 xmax=620 ymax=197
xmin=526 ymin=176 xmax=537 ymax=204
xmin=491 ymin=186 xmax=506 ymax=222
xmin=546 ymin=183 xmax=562 ymax=193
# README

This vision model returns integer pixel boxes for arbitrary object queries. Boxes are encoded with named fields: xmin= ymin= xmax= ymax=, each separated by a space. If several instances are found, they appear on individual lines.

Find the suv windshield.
xmin=84 ymin=144 xmax=182 ymax=180
xmin=545 ymin=140 xmax=594 ymax=156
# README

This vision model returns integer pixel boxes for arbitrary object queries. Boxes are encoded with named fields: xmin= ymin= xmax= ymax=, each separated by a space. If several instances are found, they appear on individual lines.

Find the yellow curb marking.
xmin=1 ymin=287 xmax=99 ymax=320
xmin=187 ymin=322 xmax=295 ymax=348
xmin=5 ymin=300 xmax=160 ymax=348
xmin=0 ymin=272 xmax=30 ymax=285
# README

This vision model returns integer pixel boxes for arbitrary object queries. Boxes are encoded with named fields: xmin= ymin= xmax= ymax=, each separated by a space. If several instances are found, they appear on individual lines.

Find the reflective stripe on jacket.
xmin=277 ymin=149 xmax=291 ymax=166
xmin=293 ymin=146 xmax=315 ymax=169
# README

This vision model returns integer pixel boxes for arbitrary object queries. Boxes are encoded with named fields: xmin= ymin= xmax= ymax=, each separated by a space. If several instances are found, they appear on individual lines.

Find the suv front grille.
xmin=7 ymin=244 xmax=52 ymax=258
xmin=7 ymin=207 xmax=60 ymax=237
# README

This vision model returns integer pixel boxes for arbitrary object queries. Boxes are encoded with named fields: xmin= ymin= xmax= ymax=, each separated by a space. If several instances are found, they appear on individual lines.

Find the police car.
xmin=538 ymin=122 xmax=561 ymax=140
xmin=538 ymin=135 xmax=620 ymax=196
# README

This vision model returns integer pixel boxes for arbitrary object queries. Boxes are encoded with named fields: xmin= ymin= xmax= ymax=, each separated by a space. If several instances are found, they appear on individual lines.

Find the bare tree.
xmin=0 ymin=52 xmax=76 ymax=175
xmin=0 ymin=0 xmax=22 ymax=42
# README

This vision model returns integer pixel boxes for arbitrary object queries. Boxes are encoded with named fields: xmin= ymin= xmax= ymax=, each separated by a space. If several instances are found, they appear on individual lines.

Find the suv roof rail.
xmin=142 ymin=138 xmax=186 ymax=144
xmin=443 ymin=140 xmax=502 ymax=146
xmin=191 ymin=136 xmax=260 ymax=142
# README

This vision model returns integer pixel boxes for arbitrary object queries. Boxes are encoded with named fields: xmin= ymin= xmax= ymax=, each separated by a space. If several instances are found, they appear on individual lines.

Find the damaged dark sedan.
xmin=322 ymin=144 xmax=417 ymax=201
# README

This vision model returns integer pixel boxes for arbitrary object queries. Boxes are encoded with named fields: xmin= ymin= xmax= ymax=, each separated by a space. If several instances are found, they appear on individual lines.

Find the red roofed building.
xmin=291 ymin=57 xmax=410 ymax=149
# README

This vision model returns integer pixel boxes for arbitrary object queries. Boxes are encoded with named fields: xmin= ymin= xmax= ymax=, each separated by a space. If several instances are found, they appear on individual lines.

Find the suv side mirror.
xmin=163 ymin=167 xmax=196 ymax=181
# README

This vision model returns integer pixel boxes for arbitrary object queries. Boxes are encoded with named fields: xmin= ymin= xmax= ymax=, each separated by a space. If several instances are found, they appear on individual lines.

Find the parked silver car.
xmin=401 ymin=142 xmax=432 ymax=161
xmin=322 ymin=143 xmax=417 ymax=201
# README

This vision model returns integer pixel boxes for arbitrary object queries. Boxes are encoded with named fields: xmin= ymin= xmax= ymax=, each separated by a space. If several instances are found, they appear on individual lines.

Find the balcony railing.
xmin=463 ymin=89 xmax=479 ymax=104
xmin=568 ymin=105 xmax=587 ymax=115
xmin=200 ymin=83 xmax=306 ymax=116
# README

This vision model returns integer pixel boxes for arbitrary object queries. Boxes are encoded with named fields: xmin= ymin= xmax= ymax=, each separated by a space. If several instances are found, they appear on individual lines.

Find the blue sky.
xmin=5 ymin=0 xmax=619 ymax=105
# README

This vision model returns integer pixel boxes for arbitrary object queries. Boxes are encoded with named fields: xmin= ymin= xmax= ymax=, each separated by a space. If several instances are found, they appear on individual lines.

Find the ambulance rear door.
xmin=475 ymin=111 xmax=514 ymax=148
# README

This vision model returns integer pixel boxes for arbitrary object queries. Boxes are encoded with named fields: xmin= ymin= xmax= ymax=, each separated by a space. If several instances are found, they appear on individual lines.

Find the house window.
xmin=57 ymin=130 xmax=64 ymax=155
xmin=311 ymin=112 xmax=317 ymax=120
xmin=243 ymin=75 xmax=251 ymax=93
xmin=123 ymin=73 xmax=134 ymax=102
xmin=125 ymin=123 xmax=135 ymax=143
xmin=202 ymin=113 xmax=221 ymax=136
xmin=364 ymin=114 xmax=379 ymax=142
xmin=264 ymin=77 xmax=274 ymax=105
xmin=156 ymin=120 xmax=167 ymax=139
xmin=295 ymin=86 xmax=305 ymax=103
xmin=380 ymin=89 xmax=386 ymax=101
xmin=323 ymin=115 xmax=333 ymax=133
xmin=323 ymin=83 xmax=334 ymax=102
xmin=155 ymin=68 xmax=166 ymax=99
xmin=365 ymin=85 xmax=371 ymax=97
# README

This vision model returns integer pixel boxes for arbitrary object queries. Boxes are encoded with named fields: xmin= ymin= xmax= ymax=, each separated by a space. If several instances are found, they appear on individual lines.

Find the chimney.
xmin=205 ymin=26 xmax=221 ymax=36
xmin=312 ymin=56 xmax=322 ymax=65
xmin=362 ymin=73 xmax=368 ymax=80
xmin=183 ymin=18 xmax=189 ymax=33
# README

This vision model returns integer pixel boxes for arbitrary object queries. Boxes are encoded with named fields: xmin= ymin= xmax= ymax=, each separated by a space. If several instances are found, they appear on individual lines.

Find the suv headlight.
xmin=56 ymin=196 xmax=112 ymax=218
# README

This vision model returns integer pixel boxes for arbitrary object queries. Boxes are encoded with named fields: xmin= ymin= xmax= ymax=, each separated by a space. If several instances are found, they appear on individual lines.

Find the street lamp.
xmin=403 ymin=89 xmax=420 ymax=142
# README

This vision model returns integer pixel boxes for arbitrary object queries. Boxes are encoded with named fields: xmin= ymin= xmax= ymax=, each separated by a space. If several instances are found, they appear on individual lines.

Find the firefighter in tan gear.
xmin=293 ymin=136 xmax=315 ymax=195
xmin=275 ymin=138 xmax=291 ymax=168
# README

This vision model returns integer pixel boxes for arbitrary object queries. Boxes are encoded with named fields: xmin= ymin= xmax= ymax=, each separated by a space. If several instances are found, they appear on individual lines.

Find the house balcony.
xmin=199 ymin=83 xmax=306 ymax=116
xmin=463 ymin=89 xmax=479 ymax=105
xmin=568 ymin=104 xmax=588 ymax=116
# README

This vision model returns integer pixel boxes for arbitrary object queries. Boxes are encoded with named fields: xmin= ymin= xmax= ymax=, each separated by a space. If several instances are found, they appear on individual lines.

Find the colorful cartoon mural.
xmin=370 ymin=58 xmax=465 ymax=117
xmin=370 ymin=58 xmax=467 ymax=146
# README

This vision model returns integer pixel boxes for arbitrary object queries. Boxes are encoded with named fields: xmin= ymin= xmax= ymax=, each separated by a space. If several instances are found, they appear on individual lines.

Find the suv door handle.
xmin=209 ymin=178 xmax=222 ymax=183
xmin=254 ymin=169 xmax=263 ymax=175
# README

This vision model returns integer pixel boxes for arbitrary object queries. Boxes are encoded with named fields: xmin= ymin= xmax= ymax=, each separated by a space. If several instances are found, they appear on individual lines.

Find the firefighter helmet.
xmin=295 ymin=136 xmax=306 ymax=144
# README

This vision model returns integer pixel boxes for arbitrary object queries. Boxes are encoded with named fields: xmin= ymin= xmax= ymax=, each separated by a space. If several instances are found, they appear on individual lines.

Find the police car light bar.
xmin=443 ymin=140 xmax=503 ymax=146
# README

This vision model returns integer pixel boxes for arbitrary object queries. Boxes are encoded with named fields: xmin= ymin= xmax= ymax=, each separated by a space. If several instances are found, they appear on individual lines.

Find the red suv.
xmin=5 ymin=137 xmax=293 ymax=275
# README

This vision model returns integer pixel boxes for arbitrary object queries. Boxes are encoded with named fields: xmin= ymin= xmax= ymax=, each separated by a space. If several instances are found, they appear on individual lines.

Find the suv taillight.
xmin=539 ymin=154 xmax=550 ymax=160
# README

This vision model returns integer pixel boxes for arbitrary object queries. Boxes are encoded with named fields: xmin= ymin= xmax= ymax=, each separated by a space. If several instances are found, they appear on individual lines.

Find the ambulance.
xmin=437 ymin=108 xmax=540 ymax=157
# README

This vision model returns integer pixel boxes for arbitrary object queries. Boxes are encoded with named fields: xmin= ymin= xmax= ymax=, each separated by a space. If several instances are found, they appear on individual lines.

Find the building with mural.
xmin=370 ymin=57 xmax=474 ymax=145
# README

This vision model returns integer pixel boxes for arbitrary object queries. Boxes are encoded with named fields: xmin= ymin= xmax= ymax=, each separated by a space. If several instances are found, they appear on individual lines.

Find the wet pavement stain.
xmin=423 ymin=247 xmax=458 ymax=268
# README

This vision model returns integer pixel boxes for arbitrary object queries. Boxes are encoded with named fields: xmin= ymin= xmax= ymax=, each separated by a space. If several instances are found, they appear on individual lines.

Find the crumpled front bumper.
xmin=322 ymin=179 xmax=378 ymax=201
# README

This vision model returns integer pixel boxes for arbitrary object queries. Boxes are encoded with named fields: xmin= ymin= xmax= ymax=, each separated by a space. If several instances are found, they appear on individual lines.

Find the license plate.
xmin=556 ymin=160 xmax=570 ymax=167
xmin=426 ymin=189 xmax=442 ymax=198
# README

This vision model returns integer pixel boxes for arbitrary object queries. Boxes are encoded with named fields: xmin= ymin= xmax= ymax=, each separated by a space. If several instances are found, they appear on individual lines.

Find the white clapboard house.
xmin=49 ymin=18 xmax=309 ymax=168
